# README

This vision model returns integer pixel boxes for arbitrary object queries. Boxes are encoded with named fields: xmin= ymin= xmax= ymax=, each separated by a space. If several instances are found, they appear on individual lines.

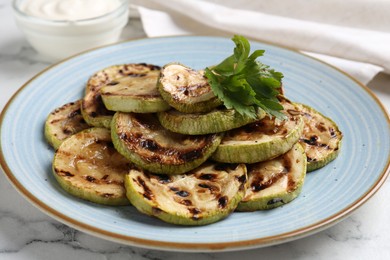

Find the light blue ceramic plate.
xmin=1 ymin=36 xmax=389 ymax=252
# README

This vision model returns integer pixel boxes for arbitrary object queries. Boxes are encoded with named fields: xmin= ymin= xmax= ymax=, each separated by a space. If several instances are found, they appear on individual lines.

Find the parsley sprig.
xmin=204 ymin=35 xmax=285 ymax=119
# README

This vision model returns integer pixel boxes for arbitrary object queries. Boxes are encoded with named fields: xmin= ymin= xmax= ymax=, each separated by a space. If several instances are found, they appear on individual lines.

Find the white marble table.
xmin=1 ymin=1 xmax=389 ymax=259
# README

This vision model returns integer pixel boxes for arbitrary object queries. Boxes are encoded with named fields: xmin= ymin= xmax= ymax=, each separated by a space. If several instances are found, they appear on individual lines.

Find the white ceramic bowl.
xmin=12 ymin=0 xmax=129 ymax=61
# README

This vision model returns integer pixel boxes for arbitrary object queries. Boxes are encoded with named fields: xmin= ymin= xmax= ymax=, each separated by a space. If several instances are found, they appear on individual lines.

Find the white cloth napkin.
xmin=131 ymin=0 xmax=389 ymax=84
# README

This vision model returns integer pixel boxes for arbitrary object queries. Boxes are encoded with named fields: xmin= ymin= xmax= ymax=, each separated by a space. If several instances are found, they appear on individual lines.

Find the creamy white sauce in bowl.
xmin=12 ymin=0 xmax=129 ymax=61
xmin=20 ymin=0 xmax=122 ymax=21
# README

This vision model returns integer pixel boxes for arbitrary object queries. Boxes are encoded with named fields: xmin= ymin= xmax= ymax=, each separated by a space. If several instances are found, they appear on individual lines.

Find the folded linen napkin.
xmin=131 ymin=0 xmax=388 ymax=84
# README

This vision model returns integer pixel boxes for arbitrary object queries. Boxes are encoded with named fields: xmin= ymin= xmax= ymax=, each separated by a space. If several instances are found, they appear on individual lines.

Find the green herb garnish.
xmin=204 ymin=35 xmax=285 ymax=119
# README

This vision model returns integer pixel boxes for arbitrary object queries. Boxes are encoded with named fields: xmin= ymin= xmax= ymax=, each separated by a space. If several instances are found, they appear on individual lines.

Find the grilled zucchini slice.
xmin=44 ymin=100 xmax=90 ymax=149
xmin=211 ymin=100 xmax=303 ymax=163
xmin=124 ymin=162 xmax=247 ymax=225
xmin=237 ymin=143 xmax=306 ymax=211
xmin=157 ymin=63 xmax=222 ymax=113
xmin=81 ymin=63 xmax=161 ymax=128
xmin=52 ymin=128 xmax=131 ymax=206
xmin=157 ymin=107 xmax=266 ymax=135
xmin=101 ymin=70 xmax=170 ymax=113
xmin=294 ymin=103 xmax=343 ymax=172
xmin=111 ymin=112 xmax=223 ymax=175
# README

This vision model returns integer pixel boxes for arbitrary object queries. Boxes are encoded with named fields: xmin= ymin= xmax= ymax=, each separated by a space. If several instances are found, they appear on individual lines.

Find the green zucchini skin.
xmin=111 ymin=112 xmax=223 ymax=175
xmin=81 ymin=63 xmax=161 ymax=128
xmin=294 ymin=103 xmax=343 ymax=172
xmin=157 ymin=63 xmax=222 ymax=113
xmin=124 ymin=163 xmax=247 ymax=225
xmin=157 ymin=107 xmax=266 ymax=135
xmin=237 ymin=143 xmax=307 ymax=211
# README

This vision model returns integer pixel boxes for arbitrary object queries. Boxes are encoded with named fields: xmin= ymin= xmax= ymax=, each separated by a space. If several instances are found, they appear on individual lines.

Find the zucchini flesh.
xmin=111 ymin=112 xmax=223 ymax=175
xmin=237 ymin=143 xmax=306 ymax=211
xmin=81 ymin=63 xmax=161 ymax=128
xmin=44 ymin=100 xmax=90 ymax=149
xmin=158 ymin=63 xmax=222 ymax=113
xmin=101 ymin=70 xmax=170 ymax=113
xmin=52 ymin=128 xmax=131 ymax=206
xmin=124 ymin=162 xmax=247 ymax=225
xmin=294 ymin=103 xmax=343 ymax=172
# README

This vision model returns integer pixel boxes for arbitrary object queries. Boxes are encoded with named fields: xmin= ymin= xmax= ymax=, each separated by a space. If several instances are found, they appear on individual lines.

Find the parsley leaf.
xmin=204 ymin=35 xmax=285 ymax=119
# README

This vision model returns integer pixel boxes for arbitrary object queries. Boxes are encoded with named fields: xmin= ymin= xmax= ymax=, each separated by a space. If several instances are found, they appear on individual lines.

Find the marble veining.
xmin=0 ymin=0 xmax=389 ymax=259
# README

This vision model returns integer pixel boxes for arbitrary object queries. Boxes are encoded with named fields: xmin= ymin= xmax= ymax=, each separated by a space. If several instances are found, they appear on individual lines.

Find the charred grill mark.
xmin=152 ymin=207 xmax=163 ymax=215
xmin=127 ymin=73 xmax=147 ymax=78
xmin=170 ymin=186 xmax=179 ymax=192
xmin=118 ymin=115 xmax=216 ymax=164
xmin=67 ymin=108 xmax=81 ymax=119
xmin=330 ymin=127 xmax=340 ymax=138
xmin=282 ymin=155 xmax=292 ymax=172
xmin=287 ymin=109 xmax=301 ymax=116
xmin=198 ymin=183 xmax=219 ymax=194
xmin=317 ymin=122 xmax=327 ymax=132
xmin=243 ymin=119 xmax=287 ymax=136
xmin=55 ymin=169 xmax=74 ymax=177
xmin=189 ymin=208 xmax=202 ymax=220
xmin=198 ymin=183 xmax=210 ymax=189
xmin=156 ymin=174 xmax=171 ymax=184
xmin=119 ymin=132 xmax=130 ymax=142
xmin=180 ymin=199 xmax=192 ymax=206
xmin=129 ymin=136 xmax=208 ymax=163
xmin=179 ymin=150 xmax=202 ymax=162
xmin=173 ymin=82 xmax=209 ymax=100
xmin=198 ymin=183 xmax=218 ymax=193
xmin=49 ymin=118 xmax=62 ymax=124
xmin=140 ymin=139 xmax=159 ymax=151
xmin=85 ymin=176 xmax=96 ymax=182
xmin=62 ymin=128 xmax=73 ymax=135
xmin=51 ymin=102 xmax=73 ymax=115
xmin=236 ymin=174 xmax=247 ymax=191
xmin=85 ymin=94 xmax=113 ymax=117
xmin=106 ymin=81 xmax=119 ymax=86
xmin=175 ymin=190 xmax=190 ymax=197
xmin=301 ymin=136 xmax=330 ymax=149
xmin=199 ymin=173 xmax=217 ymax=181
xmin=302 ymin=135 xmax=318 ymax=145
xmin=120 ymin=64 xmax=160 ymax=76
xmin=214 ymin=163 xmax=238 ymax=172
xmin=89 ymin=111 xmax=97 ymax=117
xmin=137 ymin=63 xmax=161 ymax=71
xmin=251 ymin=169 xmax=288 ymax=192
xmin=132 ymin=114 xmax=160 ymax=130
xmin=50 ymin=108 xmax=83 ymax=125
xmin=137 ymin=176 xmax=154 ymax=200
xmin=287 ymin=177 xmax=296 ymax=192
xmin=243 ymin=121 xmax=264 ymax=133
xmin=218 ymin=196 xmax=228 ymax=208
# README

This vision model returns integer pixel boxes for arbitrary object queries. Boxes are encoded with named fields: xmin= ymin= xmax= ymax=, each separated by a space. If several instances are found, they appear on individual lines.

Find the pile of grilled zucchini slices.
xmin=45 ymin=63 xmax=342 ymax=226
